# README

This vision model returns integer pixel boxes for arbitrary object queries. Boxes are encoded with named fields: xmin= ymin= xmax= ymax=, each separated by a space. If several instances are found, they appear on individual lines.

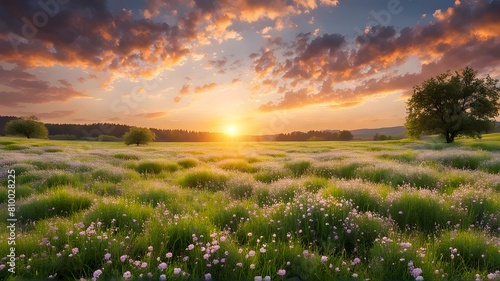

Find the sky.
xmin=0 ymin=0 xmax=499 ymax=135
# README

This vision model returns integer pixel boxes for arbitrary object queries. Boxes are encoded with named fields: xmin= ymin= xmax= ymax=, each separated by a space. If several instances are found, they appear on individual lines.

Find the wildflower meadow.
xmin=0 ymin=135 xmax=499 ymax=280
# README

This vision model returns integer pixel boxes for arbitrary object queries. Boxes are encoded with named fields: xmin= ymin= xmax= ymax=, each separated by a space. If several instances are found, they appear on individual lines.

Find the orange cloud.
xmin=0 ymin=66 xmax=89 ymax=107
xmin=253 ymin=0 xmax=500 ymax=112
xmin=194 ymin=82 xmax=218 ymax=94
xmin=133 ymin=111 xmax=169 ymax=119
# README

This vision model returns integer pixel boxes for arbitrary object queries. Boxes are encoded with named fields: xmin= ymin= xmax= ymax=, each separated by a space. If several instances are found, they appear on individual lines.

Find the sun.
xmin=225 ymin=125 xmax=238 ymax=136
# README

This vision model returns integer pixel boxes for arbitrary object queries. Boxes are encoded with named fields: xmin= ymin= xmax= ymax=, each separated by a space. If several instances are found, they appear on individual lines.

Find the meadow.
xmin=0 ymin=135 xmax=499 ymax=281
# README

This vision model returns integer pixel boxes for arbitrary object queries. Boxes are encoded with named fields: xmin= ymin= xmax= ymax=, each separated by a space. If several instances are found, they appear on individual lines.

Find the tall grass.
xmin=134 ymin=161 xmax=180 ymax=174
xmin=9 ymin=189 xmax=93 ymax=224
xmin=384 ymin=189 xmax=466 ymax=233
xmin=177 ymin=168 xmax=229 ymax=191
xmin=1 ymin=135 xmax=500 ymax=281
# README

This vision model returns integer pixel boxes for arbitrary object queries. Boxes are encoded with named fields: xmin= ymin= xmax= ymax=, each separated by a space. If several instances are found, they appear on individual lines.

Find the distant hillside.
xmin=350 ymin=126 xmax=406 ymax=140
xmin=350 ymin=122 xmax=500 ymax=140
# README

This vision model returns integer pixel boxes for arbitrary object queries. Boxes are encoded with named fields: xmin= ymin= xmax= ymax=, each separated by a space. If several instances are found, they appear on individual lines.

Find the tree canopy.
xmin=405 ymin=67 xmax=500 ymax=143
xmin=5 ymin=116 xmax=48 ymax=139
xmin=123 ymin=127 xmax=155 ymax=146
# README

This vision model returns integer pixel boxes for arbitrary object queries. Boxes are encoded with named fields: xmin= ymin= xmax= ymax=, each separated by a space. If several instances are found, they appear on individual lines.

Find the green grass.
xmin=436 ymin=231 xmax=500 ymax=274
xmin=113 ymin=153 xmax=140 ymax=160
xmin=177 ymin=168 xmax=229 ymax=191
xmin=177 ymin=157 xmax=199 ymax=168
xmin=84 ymin=199 xmax=153 ymax=233
xmin=285 ymin=160 xmax=312 ymax=177
xmin=134 ymin=161 xmax=180 ymax=174
xmin=384 ymin=189 xmax=466 ymax=233
xmin=218 ymin=159 xmax=257 ymax=173
xmin=7 ymin=189 xmax=93 ymax=224
xmin=1 ymin=135 xmax=500 ymax=281
xmin=3 ymin=144 xmax=29 ymax=150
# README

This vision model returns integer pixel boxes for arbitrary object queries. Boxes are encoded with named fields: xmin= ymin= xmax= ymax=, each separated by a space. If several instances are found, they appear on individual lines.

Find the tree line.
xmin=0 ymin=116 xmax=354 ymax=142
xmin=275 ymin=130 xmax=353 ymax=141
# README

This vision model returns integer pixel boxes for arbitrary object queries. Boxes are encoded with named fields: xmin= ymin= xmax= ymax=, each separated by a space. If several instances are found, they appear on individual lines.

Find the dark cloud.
xmin=208 ymin=57 xmax=228 ymax=74
xmin=254 ymin=0 xmax=500 ymax=111
xmin=0 ymin=66 xmax=89 ymax=107
xmin=0 ymin=0 xmax=191 ymax=82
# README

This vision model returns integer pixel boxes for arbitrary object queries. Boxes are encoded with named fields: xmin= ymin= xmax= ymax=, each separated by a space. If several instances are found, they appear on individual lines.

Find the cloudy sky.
xmin=0 ymin=0 xmax=499 ymax=135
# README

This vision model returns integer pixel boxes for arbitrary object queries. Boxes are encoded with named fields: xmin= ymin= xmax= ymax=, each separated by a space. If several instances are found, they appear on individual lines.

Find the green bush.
xmin=113 ymin=153 xmax=140 ymax=160
xmin=218 ymin=159 xmax=257 ymax=173
xmin=436 ymin=231 xmax=500 ymax=273
xmin=285 ymin=160 xmax=312 ymax=177
xmin=177 ymin=168 xmax=229 ymax=191
xmin=303 ymin=177 xmax=329 ymax=193
xmin=227 ymin=177 xmax=255 ymax=200
xmin=177 ymin=157 xmax=199 ymax=168
xmin=14 ymin=189 xmax=92 ymax=223
xmin=384 ymin=190 xmax=465 ymax=233
xmin=135 ymin=161 xmax=179 ymax=174
xmin=84 ymin=200 xmax=153 ymax=233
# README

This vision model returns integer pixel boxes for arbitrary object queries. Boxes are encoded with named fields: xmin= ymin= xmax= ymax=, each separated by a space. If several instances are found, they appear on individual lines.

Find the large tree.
xmin=5 ymin=116 xmax=48 ymax=139
xmin=123 ymin=127 xmax=155 ymax=146
xmin=405 ymin=67 xmax=500 ymax=143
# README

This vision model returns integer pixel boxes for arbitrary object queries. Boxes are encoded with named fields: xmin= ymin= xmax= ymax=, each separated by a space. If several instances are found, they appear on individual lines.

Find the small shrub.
xmin=436 ymin=231 xmax=500 ymax=273
xmin=211 ymin=204 xmax=251 ymax=232
xmin=177 ymin=168 xmax=229 ymax=191
xmin=135 ymin=161 xmax=179 ymax=174
xmin=369 ymin=236 xmax=428 ymax=281
xmin=113 ymin=153 xmax=140 ymax=160
xmin=218 ymin=159 xmax=257 ymax=173
xmin=30 ymin=160 xmax=69 ymax=170
xmin=384 ymin=189 xmax=465 ymax=233
xmin=479 ymin=158 xmax=500 ymax=174
xmin=227 ymin=177 xmax=255 ymax=200
xmin=313 ymin=162 xmax=361 ymax=179
xmin=303 ymin=177 xmax=329 ymax=193
xmin=377 ymin=151 xmax=417 ymax=162
xmin=44 ymin=148 xmax=63 ymax=153
xmin=451 ymin=188 xmax=500 ymax=232
xmin=324 ymin=180 xmax=382 ymax=212
xmin=87 ymin=182 xmax=123 ymax=196
xmin=91 ymin=169 xmax=124 ymax=183
xmin=3 ymin=144 xmax=28 ymax=150
xmin=43 ymin=172 xmax=81 ymax=189
xmin=153 ymin=217 xmax=211 ymax=255
xmin=84 ymin=200 xmax=153 ymax=233
xmin=253 ymin=169 xmax=288 ymax=183
xmin=285 ymin=160 xmax=312 ymax=177
xmin=0 ymin=185 xmax=34 ymax=204
xmin=136 ymin=187 xmax=178 ymax=207
xmin=177 ymin=158 xmax=199 ymax=168
xmin=14 ymin=189 xmax=92 ymax=223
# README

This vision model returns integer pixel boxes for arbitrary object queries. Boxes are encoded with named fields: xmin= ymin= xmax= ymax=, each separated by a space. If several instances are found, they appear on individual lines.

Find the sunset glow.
xmin=0 ymin=1 xmax=498 ymax=134
xmin=225 ymin=125 xmax=238 ymax=137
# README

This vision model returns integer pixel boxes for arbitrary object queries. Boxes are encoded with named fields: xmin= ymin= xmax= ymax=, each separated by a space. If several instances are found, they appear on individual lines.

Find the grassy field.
xmin=0 ymin=135 xmax=499 ymax=281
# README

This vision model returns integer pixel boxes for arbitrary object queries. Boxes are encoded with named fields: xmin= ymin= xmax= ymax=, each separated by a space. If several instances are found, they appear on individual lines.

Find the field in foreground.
xmin=0 ymin=136 xmax=499 ymax=281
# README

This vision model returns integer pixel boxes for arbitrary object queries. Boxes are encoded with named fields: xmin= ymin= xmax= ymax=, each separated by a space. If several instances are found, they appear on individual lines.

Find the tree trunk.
xmin=445 ymin=132 xmax=455 ymax=143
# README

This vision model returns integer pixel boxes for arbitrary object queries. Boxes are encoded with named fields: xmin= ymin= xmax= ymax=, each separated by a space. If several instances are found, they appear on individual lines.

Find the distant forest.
xmin=0 ymin=116 xmax=353 ymax=142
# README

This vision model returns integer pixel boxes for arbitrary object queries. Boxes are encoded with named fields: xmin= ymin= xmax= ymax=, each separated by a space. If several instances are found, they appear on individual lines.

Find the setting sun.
xmin=225 ymin=125 xmax=237 ymax=136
